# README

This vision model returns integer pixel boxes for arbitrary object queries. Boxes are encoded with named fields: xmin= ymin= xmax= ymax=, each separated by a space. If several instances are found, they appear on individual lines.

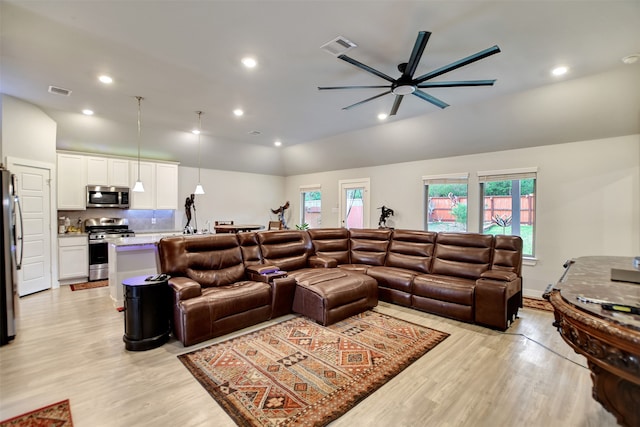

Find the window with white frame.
xmin=478 ymin=168 xmax=537 ymax=257
xmin=423 ymin=173 xmax=469 ymax=232
xmin=300 ymin=185 xmax=321 ymax=229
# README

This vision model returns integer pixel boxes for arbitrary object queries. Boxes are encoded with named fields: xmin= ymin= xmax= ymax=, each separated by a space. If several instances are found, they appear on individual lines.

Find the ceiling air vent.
xmin=320 ymin=36 xmax=357 ymax=56
xmin=48 ymin=85 xmax=72 ymax=96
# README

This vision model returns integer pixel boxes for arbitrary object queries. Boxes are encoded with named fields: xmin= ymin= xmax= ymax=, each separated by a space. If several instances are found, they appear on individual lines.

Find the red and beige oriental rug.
xmin=179 ymin=310 xmax=449 ymax=427
xmin=0 ymin=399 xmax=73 ymax=427
xmin=523 ymin=297 xmax=554 ymax=312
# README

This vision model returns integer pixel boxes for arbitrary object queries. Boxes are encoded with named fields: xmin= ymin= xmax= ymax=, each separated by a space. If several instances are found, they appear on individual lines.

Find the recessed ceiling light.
xmin=233 ymin=109 xmax=244 ymax=117
xmin=274 ymin=140 xmax=282 ymax=147
xmin=241 ymin=57 xmax=257 ymax=68
xmin=551 ymin=66 xmax=568 ymax=76
xmin=82 ymin=109 xmax=94 ymax=116
xmin=622 ymin=53 xmax=640 ymax=64
xmin=377 ymin=113 xmax=388 ymax=121
xmin=98 ymin=75 xmax=113 ymax=84
xmin=192 ymin=129 xmax=200 ymax=135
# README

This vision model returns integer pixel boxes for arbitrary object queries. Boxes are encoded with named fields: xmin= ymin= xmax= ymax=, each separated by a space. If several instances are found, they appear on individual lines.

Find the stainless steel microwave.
xmin=86 ymin=186 xmax=130 ymax=208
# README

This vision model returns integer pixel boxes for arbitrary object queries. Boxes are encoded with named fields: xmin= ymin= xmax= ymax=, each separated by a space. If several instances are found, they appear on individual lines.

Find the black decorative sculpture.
xmin=184 ymin=194 xmax=197 ymax=233
xmin=271 ymin=201 xmax=290 ymax=229
xmin=378 ymin=205 xmax=395 ymax=228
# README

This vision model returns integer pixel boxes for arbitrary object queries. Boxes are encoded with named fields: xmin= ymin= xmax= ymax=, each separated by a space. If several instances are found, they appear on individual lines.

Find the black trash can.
xmin=122 ymin=275 xmax=171 ymax=351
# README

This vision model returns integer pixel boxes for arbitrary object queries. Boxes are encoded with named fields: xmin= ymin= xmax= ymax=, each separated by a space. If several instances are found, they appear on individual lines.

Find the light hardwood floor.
xmin=0 ymin=286 xmax=618 ymax=427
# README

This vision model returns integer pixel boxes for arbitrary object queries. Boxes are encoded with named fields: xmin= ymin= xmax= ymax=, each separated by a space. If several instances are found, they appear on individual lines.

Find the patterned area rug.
xmin=69 ymin=280 xmax=108 ymax=291
xmin=179 ymin=310 xmax=449 ymax=427
xmin=0 ymin=399 xmax=73 ymax=426
xmin=523 ymin=297 xmax=554 ymax=312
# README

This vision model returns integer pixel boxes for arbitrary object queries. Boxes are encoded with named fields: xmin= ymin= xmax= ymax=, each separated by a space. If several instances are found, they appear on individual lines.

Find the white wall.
xmin=1 ymin=95 xmax=57 ymax=164
xmin=284 ymin=135 xmax=640 ymax=297
xmin=177 ymin=166 xmax=286 ymax=231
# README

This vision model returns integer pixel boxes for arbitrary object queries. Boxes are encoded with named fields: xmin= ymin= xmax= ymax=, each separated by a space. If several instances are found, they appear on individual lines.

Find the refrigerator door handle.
xmin=14 ymin=195 xmax=23 ymax=271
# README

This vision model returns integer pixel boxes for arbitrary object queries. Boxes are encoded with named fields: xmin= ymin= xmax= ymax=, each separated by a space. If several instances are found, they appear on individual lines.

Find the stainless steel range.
xmin=85 ymin=218 xmax=135 ymax=281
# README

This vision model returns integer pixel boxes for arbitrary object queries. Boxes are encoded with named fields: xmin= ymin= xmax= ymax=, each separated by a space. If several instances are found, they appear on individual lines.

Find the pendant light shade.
xmin=133 ymin=96 xmax=145 ymax=193
xmin=194 ymin=111 xmax=205 ymax=194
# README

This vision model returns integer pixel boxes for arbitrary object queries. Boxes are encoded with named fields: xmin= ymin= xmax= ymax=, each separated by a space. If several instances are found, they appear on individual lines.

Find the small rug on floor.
xmin=70 ymin=280 xmax=108 ymax=291
xmin=178 ymin=310 xmax=449 ymax=427
xmin=0 ymin=399 xmax=73 ymax=426
xmin=523 ymin=297 xmax=554 ymax=312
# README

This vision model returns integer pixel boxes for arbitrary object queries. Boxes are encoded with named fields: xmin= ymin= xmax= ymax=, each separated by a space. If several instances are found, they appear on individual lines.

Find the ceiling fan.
xmin=318 ymin=31 xmax=501 ymax=116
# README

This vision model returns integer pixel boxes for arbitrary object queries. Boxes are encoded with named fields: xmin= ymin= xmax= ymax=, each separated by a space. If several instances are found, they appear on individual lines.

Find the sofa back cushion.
xmin=157 ymin=234 xmax=245 ymax=288
xmin=492 ymin=235 xmax=523 ymax=276
xmin=257 ymin=230 xmax=313 ymax=271
xmin=349 ymin=228 xmax=392 ymax=266
xmin=386 ymin=229 xmax=437 ymax=274
xmin=308 ymin=228 xmax=350 ymax=264
xmin=237 ymin=232 xmax=262 ymax=267
xmin=431 ymin=232 xmax=493 ymax=280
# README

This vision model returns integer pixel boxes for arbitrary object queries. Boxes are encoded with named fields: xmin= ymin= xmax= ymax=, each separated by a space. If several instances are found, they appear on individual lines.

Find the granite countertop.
xmin=559 ymin=256 xmax=640 ymax=331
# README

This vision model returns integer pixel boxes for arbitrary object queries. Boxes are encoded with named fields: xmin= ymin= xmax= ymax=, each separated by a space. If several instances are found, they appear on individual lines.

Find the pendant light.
xmin=132 ymin=96 xmax=145 ymax=192
xmin=193 ymin=111 xmax=205 ymax=195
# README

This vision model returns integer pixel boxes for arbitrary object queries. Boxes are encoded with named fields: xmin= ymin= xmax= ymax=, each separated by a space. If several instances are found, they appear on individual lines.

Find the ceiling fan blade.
xmin=412 ymin=90 xmax=449 ymax=109
xmin=318 ymin=85 xmax=392 ymax=90
xmin=403 ymin=31 xmax=431 ymax=78
xmin=414 ymin=45 xmax=501 ymax=84
xmin=342 ymin=90 xmax=392 ymax=111
xmin=417 ymin=79 xmax=496 ymax=88
xmin=338 ymin=54 xmax=396 ymax=83
xmin=389 ymin=95 xmax=404 ymax=116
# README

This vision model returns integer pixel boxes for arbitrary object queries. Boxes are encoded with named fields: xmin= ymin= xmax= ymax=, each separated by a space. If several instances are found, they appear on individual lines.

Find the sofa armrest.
xmin=308 ymin=255 xmax=338 ymax=268
xmin=167 ymin=276 xmax=202 ymax=301
xmin=270 ymin=276 xmax=297 ymax=318
xmin=246 ymin=264 xmax=280 ymax=275
xmin=480 ymin=270 xmax=518 ymax=282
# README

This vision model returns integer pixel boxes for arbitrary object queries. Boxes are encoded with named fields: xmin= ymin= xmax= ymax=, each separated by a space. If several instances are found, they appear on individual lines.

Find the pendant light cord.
xmin=197 ymin=111 xmax=202 ymax=183
xmin=136 ymin=96 xmax=143 ymax=182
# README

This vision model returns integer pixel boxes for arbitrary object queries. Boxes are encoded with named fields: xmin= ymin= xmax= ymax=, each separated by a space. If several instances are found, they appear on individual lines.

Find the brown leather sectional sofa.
xmin=157 ymin=228 xmax=523 ymax=346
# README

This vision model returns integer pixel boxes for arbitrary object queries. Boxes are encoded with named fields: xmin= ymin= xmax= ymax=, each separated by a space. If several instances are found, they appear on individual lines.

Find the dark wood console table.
xmin=544 ymin=256 xmax=640 ymax=427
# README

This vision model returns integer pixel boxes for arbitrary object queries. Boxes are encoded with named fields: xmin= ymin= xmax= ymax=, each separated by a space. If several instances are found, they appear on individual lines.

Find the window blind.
xmin=422 ymin=173 xmax=469 ymax=185
xmin=477 ymin=167 xmax=537 ymax=182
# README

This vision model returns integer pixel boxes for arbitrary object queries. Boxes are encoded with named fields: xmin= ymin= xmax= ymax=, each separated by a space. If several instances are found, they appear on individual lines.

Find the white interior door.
xmin=338 ymin=178 xmax=370 ymax=229
xmin=10 ymin=163 xmax=52 ymax=296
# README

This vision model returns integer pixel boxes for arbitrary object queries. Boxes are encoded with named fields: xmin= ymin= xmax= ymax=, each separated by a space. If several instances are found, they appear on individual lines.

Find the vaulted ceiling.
xmin=2 ymin=1 xmax=639 ymax=176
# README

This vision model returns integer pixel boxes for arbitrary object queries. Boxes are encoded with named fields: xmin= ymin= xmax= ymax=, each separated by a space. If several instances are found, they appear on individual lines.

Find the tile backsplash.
xmin=58 ymin=208 xmax=177 ymax=232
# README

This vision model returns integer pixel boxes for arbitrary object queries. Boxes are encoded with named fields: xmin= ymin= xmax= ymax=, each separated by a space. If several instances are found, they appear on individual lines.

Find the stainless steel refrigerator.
xmin=1 ymin=165 xmax=23 ymax=346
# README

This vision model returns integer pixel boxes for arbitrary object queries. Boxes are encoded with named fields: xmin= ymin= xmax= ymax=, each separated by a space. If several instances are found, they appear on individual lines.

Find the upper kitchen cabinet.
xmin=86 ymin=156 xmax=130 ymax=187
xmin=130 ymin=161 xmax=178 ymax=210
xmin=57 ymin=153 xmax=87 ymax=210
xmin=130 ymin=161 xmax=155 ymax=209
xmin=155 ymin=163 xmax=178 ymax=210
xmin=108 ymin=158 xmax=130 ymax=187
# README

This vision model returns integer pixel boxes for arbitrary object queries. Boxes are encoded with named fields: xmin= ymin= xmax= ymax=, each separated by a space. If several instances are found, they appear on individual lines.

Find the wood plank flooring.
xmin=0 ymin=286 xmax=618 ymax=426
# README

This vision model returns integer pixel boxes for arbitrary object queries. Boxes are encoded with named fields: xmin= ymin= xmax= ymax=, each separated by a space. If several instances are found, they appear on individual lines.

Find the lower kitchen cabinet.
xmin=58 ymin=235 xmax=88 ymax=284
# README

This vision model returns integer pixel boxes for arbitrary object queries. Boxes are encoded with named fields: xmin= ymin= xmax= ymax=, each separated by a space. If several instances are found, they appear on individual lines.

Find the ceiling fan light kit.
xmin=319 ymin=30 xmax=500 ymax=116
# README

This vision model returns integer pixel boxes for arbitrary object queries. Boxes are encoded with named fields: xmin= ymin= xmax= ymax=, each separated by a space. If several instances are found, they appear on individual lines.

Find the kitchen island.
xmin=107 ymin=233 xmax=181 ymax=308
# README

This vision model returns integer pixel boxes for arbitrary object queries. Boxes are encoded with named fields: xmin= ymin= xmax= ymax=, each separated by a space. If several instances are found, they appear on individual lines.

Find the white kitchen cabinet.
xmin=155 ymin=163 xmax=178 ymax=210
xmin=129 ymin=161 xmax=178 ymax=210
xmin=58 ymin=235 xmax=88 ymax=284
xmin=108 ymin=158 xmax=130 ymax=187
xmin=86 ymin=156 xmax=109 ymax=186
xmin=57 ymin=153 xmax=87 ymax=210
xmin=129 ymin=161 xmax=156 ymax=209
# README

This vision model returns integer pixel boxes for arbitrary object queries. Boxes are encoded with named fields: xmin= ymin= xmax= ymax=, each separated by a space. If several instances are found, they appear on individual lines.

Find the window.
xmin=300 ymin=185 xmax=321 ymax=229
xmin=423 ymin=174 xmax=469 ymax=232
xmin=478 ymin=168 xmax=537 ymax=257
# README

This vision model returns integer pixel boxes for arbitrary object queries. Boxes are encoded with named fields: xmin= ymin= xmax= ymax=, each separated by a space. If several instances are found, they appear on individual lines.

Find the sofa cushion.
xmin=308 ymin=228 xmax=350 ymax=264
xmin=367 ymin=266 xmax=417 ymax=293
xmin=412 ymin=274 xmax=476 ymax=306
xmin=492 ymin=235 xmax=523 ymax=276
xmin=386 ymin=229 xmax=436 ymax=274
xmin=258 ymin=230 xmax=313 ymax=271
xmin=199 ymin=281 xmax=272 ymax=320
xmin=431 ymin=233 xmax=493 ymax=280
xmin=349 ymin=228 xmax=392 ymax=266
xmin=237 ymin=231 xmax=262 ymax=267
xmin=158 ymin=234 xmax=245 ymax=287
